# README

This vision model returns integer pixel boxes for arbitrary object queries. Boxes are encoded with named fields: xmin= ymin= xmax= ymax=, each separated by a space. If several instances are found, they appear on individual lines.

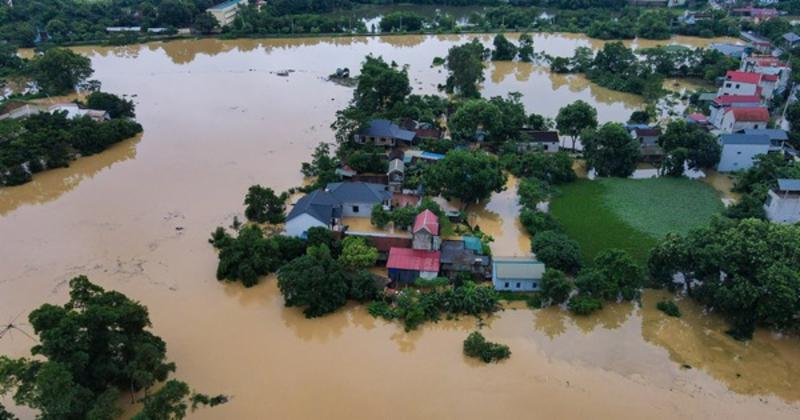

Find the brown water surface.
xmin=2 ymin=34 xmax=798 ymax=419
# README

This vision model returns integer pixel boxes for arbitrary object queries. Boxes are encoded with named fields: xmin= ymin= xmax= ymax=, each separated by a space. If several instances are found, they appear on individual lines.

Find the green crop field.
xmin=549 ymin=178 xmax=725 ymax=265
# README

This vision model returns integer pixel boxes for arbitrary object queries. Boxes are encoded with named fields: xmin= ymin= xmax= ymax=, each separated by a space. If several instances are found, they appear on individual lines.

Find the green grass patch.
xmin=549 ymin=178 xmax=724 ymax=265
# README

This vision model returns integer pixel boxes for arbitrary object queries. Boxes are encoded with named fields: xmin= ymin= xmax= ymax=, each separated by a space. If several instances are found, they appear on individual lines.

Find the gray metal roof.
xmin=742 ymin=129 xmax=788 ymax=141
xmin=493 ymin=258 xmax=545 ymax=280
xmin=720 ymin=133 xmax=771 ymax=146
xmin=286 ymin=189 xmax=341 ymax=224
xmin=326 ymin=182 xmax=391 ymax=204
xmin=710 ymin=43 xmax=746 ymax=57
xmin=777 ymin=179 xmax=800 ymax=192
xmin=359 ymin=119 xmax=416 ymax=142
xmin=388 ymin=158 xmax=405 ymax=174
xmin=784 ymin=32 xmax=800 ymax=43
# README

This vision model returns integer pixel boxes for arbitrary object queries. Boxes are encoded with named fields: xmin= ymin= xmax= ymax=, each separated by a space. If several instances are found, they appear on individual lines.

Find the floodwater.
xmin=468 ymin=176 xmax=531 ymax=257
xmin=2 ymin=34 xmax=799 ymax=419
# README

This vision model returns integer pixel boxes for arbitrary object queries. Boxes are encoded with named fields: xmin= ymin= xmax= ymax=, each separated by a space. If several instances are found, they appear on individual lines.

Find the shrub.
xmin=568 ymin=294 xmax=604 ymax=315
xmin=519 ymin=208 xmax=561 ymax=236
xmin=540 ymin=268 xmax=573 ymax=305
xmin=656 ymin=300 xmax=682 ymax=317
xmin=463 ymin=332 xmax=511 ymax=363
xmin=531 ymin=231 xmax=582 ymax=274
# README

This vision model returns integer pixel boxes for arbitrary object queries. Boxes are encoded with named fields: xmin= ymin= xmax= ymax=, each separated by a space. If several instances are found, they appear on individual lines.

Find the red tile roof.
xmin=687 ymin=113 xmax=709 ymax=123
xmin=749 ymin=56 xmax=785 ymax=67
xmin=726 ymin=71 xmax=761 ymax=84
xmin=726 ymin=107 xmax=770 ymax=122
xmin=387 ymin=247 xmax=440 ymax=272
xmin=713 ymin=95 xmax=761 ymax=105
xmin=413 ymin=209 xmax=439 ymax=235
xmin=761 ymin=74 xmax=779 ymax=82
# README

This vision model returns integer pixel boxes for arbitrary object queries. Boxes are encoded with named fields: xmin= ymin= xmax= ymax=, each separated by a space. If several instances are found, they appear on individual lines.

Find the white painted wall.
xmin=718 ymin=81 xmax=758 ymax=96
xmin=718 ymin=144 xmax=770 ymax=172
xmin=492 ymin=278 xmax=540 ymax=292
xmin=765 ymin=190 xmax=800 ymax=223
xmin=285 ymin=214 xmax=327 ymax=238
xmin=340 ymin=202 xmax=376 ymax=218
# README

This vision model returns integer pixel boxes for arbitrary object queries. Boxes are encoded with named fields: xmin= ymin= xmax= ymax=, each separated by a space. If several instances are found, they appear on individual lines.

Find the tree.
xmin=158 ymin=0 xmax=193 ymax=27
xmin=0 ymin=277 xmax=225 ymax=419
xmin=518 ymin=33 xmax=534 ymax=62
xmin=662 ymin=147 xmax=688 ymax=177
xmin=277 ymin=245 xmax=350 ymax=318
xmin=448 ymin=95 xmax=526 ymax=145
xmin=215 ymin=225 xmax=281 ymax=287
xmin=353 ymin=56 xmax=411 ymax=114
xmin=379 ymin=11 xmax=424 ymax=32
xmin=519 ymin=208 xmax=561 ymax=236
xmin=628 ymin=110 xmax=650 ymax=124
xmin=244 ymin=185 xmax=286 ymax=224
xmin=338 ymin=236 xmax=378 ymax=271
xmin=585 ymin=249 xmax=645 ymax=301
xmin=423 ymin=150 xmax=507 ymax=204
xmin=527 ymin=113 xmax=552 ymax=130
xmin=444 ymin=40 xmax=486 ymax=98
xmin=556 ymin=100 xmax=598 ymax=151
xmin=301 ymin=143 xmax=339 ymax=188
xmin=463 ymin=332 xmax=511 ymax=363
xmin=0 ymin=404 xmax=15 ymax=420
xmin=28 ymin=48 xmax=93 ymax=95
xmin=86 ymin=91 xmax=136 ymax=118
xmin=582 ymin=122 xmax=640 ymax=177
xmin=540 ymin=268 xmax=573 ymax=305
xmin=192 ymin=12 xmax=219 ymax=34
xmin=531 ymin=231 xmax=582 ymax=274
xmin=658 ymin=120 xmax=721 ymax=169
xmin=568 ymin=293 xmax=604 ymax=315
xmin=491 ymin=34 xmax=517 ymax=61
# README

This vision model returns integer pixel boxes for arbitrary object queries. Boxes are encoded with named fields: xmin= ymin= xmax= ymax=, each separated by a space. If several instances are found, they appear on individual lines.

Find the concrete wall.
xmin=719 ymin=81 xmax=758 ymax=96
xmin=718 ymin=144 xmax=770 ymax=172
xmin=765 ymin=190 xmax=800 ymax=223
xmin=492 ymin=278 xmax=540 ymax=292
xmin=340 ymin=202 xmax=376 ymax=218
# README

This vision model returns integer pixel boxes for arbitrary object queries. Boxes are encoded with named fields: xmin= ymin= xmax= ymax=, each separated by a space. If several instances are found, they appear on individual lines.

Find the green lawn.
xmin=549 ymin=178 xmax=724 ymax=265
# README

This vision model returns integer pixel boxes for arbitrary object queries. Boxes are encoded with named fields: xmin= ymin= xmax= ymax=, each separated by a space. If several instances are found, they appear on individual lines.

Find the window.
xmin=725 ymin=83 xmax=732 ymax=88
xmin=516 ymin=282 xmax=521 ymax=289
xmin=352 ymin=205 xmax=359 ymax=213
xmin=737 ymin=151 xmax=742 ymax=155
xmin=735 ymin=83 xmax=740 ymax=89
xmin=754 ymin=124 xmax=759 ymax=129
xmin=504 ymin=282 xmax=509 ymax=288
xmin=532 ymin=282 xmax=538 ymax=289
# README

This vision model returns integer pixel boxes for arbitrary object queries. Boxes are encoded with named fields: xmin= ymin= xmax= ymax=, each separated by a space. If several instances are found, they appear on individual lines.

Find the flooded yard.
xmin=1 ymin=34 xmax=798 ymax=419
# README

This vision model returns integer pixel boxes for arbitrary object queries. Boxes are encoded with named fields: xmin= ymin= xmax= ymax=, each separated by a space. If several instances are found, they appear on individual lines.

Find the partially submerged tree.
xmin=444 ymin=40 xmax=486 ymax=98
xmin=28 ymin=48 xmax=93 ymax=95
xmin=555 ymin=100 xmax=598 ymax=151
xmin=423 ymin=150 xmax=507 ymax=205
xmin=244 ymin=185 xmax=286 ymax=224
xmin=582 ymin=122 xmax=640 ymax=177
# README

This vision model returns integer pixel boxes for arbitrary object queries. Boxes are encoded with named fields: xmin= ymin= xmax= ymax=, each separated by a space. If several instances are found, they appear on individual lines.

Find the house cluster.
xmin=284 ymin=118 xmax=547 ymax=291
xmin=0 ymin=102 xmax=110 ymax=122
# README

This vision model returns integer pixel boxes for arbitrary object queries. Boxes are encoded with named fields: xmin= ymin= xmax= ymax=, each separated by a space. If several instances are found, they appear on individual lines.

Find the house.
xmin=710 ymin=43 xmax=747 ymax=58
xmin=517 ymin=130 xmax=560 ymax=153
xmin=0 ymin=104 xmax=41 ymax=120
xmin=678 ymin=11 xmax=712 ymax=25
xmin=439 ymin=239 xmax=491 ymax=280
xmin=387 ymin=159 xmax=405 ymax=192
xmin=709 ymin=95 xmax=762 ymax=128
xmin=326 ymin=182 xmax=391 ymax=218
xmin=207 ymin=0 xmax=247 ymax=26
xmin=783 ymin=32 xmax=800 ymax=48
xmin=403 ymin=150 xmax=445 ymax=163
xmin=740 ymin=31 xmax=773 ymax=53
xmin=732 ymin=7 xmax=780 ymax=21
xmin=106 ymin=27 xmax=141 ymax=33
xmin=686 ymin=112 xmax=710 ymax=127
xmin=492 ymin=258 xmax=546 ymax=292
xmin=719 ymin=107 xmax=770 ymax=133
xmin=412 ymin=210 xmax=440 ymax=251
xmin=48 ymin=104 xmax=110 ymax=122
xmin=284 ymin=182 xmax=391 ymax=237
xmin=353 ymin=119 xmax=416 ymax=147
xmin=741 ymin=128 xmax=788 ymax=152
xmin=629 ymin=127 xmax=663 ymax=161
xmin=764 ymin=179 xmax=800 ymax=224
xmin=719 ymin=71 xmax=761 ymax=97
xmin=284 ymin=189 xmax=342 ymax=238
xmin=717 ymin=133 xmax=771 ymax=172
xmin=740 ymin=56 xmax=791 ymax=93
xmin=386 ymin=247 xmax=440 ymax=286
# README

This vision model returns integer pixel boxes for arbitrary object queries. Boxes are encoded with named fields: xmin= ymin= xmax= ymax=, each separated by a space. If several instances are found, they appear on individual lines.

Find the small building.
xmin=0 ymin=104 xmax=42 ymax=120
xmin=48 ymin=103 xmax=110 ymax=122
xmin=686 ymin=112 xmax=710 ymax=127
xmin=386 ymin=247 xmax=441 ymax=286
xmin=719 ymin=107 xmax=770 ymax=133
xmin=764 ymin=179 xmax=800 ymax=224
xmin=492 ymin=258 xmax=546 ymax=292
xmin=517 ymin=129 xmax=560 ymax=153
xmin=387 ymin=158 xmax=405 ymax=193
xmin=353 ymin=119 xmax=416 ymax=147
xmin=412 ymin=209 xmax=440 ymax=251
xmin=710 ymin=43 xmax=747 ymax=58
xmin=719 ymin=71 xmax=762 ymax=97
xmin=741 ymin=55 xmax=791 ymax=94
xmin=439 ymin=239 xmax=490 ymax=280
xmin=741 ymin=128 xmax=788 ymax=152
xmin=207 ymin=0 xmax=247 ymax=26
xmin=709 ymin=95 xmax=762 ymax=128
xmin=325 ymin=182 xmax=391 ymax=218
xmin=783 ymin=32 xmax=800 ymax=48
xmin=740 ymin=31 xmax=773 ymax=52
xmin=284 ymin=189 xmax=342 ymax=238
xmin=335 ymin=165 xmax=357 ymax=179
xmin=717 ymin=133 xmax=771 ymax=172
xmin=629 ymin=127 xmax=663 ymax=161
xmin=403 ymin=150 xmax=445 ymax=163
xmin=106 ymin=27 xmax=142 ymax=33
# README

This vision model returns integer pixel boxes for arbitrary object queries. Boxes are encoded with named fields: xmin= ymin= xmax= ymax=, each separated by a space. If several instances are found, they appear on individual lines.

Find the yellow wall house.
xmin=207 ymin=0 xmax=248 ymax=27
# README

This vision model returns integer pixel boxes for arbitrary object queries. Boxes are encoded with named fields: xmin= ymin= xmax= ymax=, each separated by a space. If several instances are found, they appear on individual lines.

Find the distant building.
xmin=740 ymin=31 xmax=773 ymax=53
xmin=764 ymin=179 xmax=800 ymax=224
xmin=48 ymin=104 xmax=110 ymax=122
xmin=326 ymin=182 xmax=392 ymax=218
xmin=783 ymin=32 xmax=800 ymax=48
xmin=353 ymin=119 xmax=416 ymax=147
xmin=439 ymin=238 xmax=490 ymax=280
xmin=106 ymin=27 xmax=141 ymax=33
xmin=517 ymin=130 xmax=560 ymax=153
xmin=710 ymin=43 xmax=747 ymax=58
xmin=717 ymin=133 xmax=771 ymax=172
xmin=207 ymin=0 xmax=248 ymax=27
xmin=740 ymin=55 xmax=791 ymax=94
xmin=719 ymin=107 xmax=770 ymax=133
xmin=741 ymin=128 xmax=788 ymax=152
xmin=492 ymin=258 xmax=545 ymax=292
xmin=629 ymin=127 xmax=663 ymax=161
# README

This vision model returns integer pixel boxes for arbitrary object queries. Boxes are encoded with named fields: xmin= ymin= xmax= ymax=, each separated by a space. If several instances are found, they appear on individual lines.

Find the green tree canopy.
xmin=423 ymin=149 xmax=507 ymax=204
xmin=338 ymin=236 xmax=378 ymax=271
xmin=531 ymin=230 xmax=582 ymax=274
xmin=582 ymin=122 xmax=640 ymax=177
xmin=277 ymin=244 xmax=350 ymax=317
xmin=658 ymin=120 xmax=721 ymax=170
xmin=556 ymin=100 xmax=598 ymax=151
xmin=28 ymin=48 xmax=93 ymax=95
xmin=244 ymin=185 xmax=286 ymax=224
xmin=444 ymin=40 xmax=486 ymax=98
xmin=353 ymin=55 xmax=411 ymax=114
xmin=491 ymin=34 xmax=518 ymax=61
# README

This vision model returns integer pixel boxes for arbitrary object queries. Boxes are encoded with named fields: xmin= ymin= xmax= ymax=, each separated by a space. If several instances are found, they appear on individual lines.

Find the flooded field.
xmin=2 ymin=34 xmax=798 ymax=419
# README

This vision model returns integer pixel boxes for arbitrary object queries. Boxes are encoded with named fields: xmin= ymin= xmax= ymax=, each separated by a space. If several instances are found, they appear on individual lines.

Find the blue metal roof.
xmin=359 ymin=119 xmax=416 ymax=142
xmin=209 ymin=0 xmax=243 ymax=10
xmin=742 ymin=129 xmax=789 ymax=141
xmin=462 ymin=236 xmax=483 ymax=253
xmin=777 ymin=179 xmax=800 ymax=192
xmin=720 ymin=133 xmax=771 ymax=146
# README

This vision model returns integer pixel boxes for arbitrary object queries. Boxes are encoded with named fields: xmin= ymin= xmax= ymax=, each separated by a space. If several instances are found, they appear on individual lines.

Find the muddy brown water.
xmin=2 ymin=34 xmax=799 ymax=419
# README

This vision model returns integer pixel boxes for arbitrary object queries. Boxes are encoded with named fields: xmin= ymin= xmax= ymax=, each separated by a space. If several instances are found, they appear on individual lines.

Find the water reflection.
xmin=0 ymin=135 xmax=140 ymax=217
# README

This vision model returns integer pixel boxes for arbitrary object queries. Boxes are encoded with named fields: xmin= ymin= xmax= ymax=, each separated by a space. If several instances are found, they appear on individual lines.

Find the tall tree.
xmin=423 ymin=150 xmax=507 ymax=204
xmin=444 ymin=40 xmax=486 ymax=98
xmin=582 ymin=122 xmax=640 ymax=177
xmin=28 ymin=48 xmax=93 ymax=95
xmin=244 ymin=185 xmax=286 ymax=224
xmin=491 ymin=34 xmax=518 ymax=61
xmin=277 ymin=245 xmax=350 ymax=318
xmin=353 ymin=55 xmax=411 ymax=114
xmin=555 ymin=100 xmax=598 ymax=151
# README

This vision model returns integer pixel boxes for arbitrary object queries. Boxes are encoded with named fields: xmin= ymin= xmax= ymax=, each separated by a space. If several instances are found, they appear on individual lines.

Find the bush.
xmin=414 ymin=277 xmax=450 ymax=288
xmin=463 ymin=331 xmax=511 ymax=363
xmin=656 ymin=300 xmax=682 ymax=317
xmin=540 ymin=268 xmax=573 ymax=305
xmin=568 ymin=294 xmax=604 ymax=315
xmin=519 ymin=209 xmax=561 ymax=236
xmin=531 ymin=231 xmax=582 ymax=274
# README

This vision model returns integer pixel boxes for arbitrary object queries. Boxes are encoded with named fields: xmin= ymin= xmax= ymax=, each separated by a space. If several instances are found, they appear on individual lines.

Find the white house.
xmin=709 ymin=95 xmax=763 ymax=128
xmin=764 ymin=179 xmax=800 ymax=224
xmin=717 ymin=133 xmax=771 ymax=172
xmin=718 ymin=71 xmax=761 ymax=97
xmin=741 ymin=55 xmax=791 ymax=94
xmin=207 ymin=0 xmax=247 ymax=26
xmin=492 ymin=258 xmax=545 ymax=292
xmin=284 ymin=189 xmax=341 ymax=238
xmin=719 ymin=107 xmax=770 ymax=133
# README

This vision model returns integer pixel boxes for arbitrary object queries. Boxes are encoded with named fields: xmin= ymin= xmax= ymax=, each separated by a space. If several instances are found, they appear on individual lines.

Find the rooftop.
xmin=359 ymin=119 xmax=416 ymax=142
xmin=742 ymin=128 xmax=788 ymax=141
xmin=287 ymin=189 xmax=341 ymax=224
xmin=720 ymin=133 xmax=771 ymax=146
xmin=326 ymin=182 xmax=391 ymax=204
xmin=777 ymin=179 xmax=800 ymax=192
xmin=519 ymin=129 xmax=559 ymax=143
xmin=387 ymin=247 xmax=440 ymax=272
xmin=493 ymin=258 xmax=545 ymax=280
xmin=633 ymin=127 xmax=661 ymax=137
xmin=784 ymin=32 xmax=800 ymax=43
xmin=725 ymin=107 xmax=770 ymax=122
xmin=209 ymin=0 xmax=244 ymax=10
xmin=713 ymin=94 xmax=761 ymax=105
xmin=413 ymin=209 xmax=439 ymax=236
xmin=725 ymin=70 xmax=761 ymax=84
